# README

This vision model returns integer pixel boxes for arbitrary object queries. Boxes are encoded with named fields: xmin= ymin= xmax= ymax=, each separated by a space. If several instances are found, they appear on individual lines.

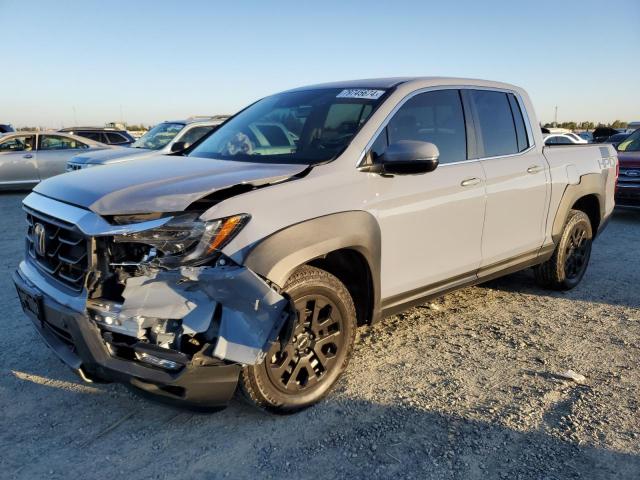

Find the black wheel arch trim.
xmin=551 ymin=173 xmax=607 ymax=243
xmin=242 ymin=211 xmax=382 ymax=324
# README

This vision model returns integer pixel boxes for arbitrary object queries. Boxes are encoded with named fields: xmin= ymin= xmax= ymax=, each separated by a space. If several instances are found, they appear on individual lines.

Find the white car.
xmin=544 ymin=133 xmax=587 ymax=145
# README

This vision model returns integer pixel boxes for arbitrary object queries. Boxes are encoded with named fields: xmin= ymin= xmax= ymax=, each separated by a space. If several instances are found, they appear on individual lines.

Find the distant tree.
xmin=610 ymin=120 xmax=628 ymax=129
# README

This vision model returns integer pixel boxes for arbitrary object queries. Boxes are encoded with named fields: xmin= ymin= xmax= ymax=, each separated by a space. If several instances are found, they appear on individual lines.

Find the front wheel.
xmin=239 ymin=266 xmax=357 ymax=413
xmin=534 ymin=209 xmax=593 ymax=290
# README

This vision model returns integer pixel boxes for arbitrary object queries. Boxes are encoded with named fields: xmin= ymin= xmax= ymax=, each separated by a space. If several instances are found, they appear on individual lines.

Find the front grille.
xmin=25 ymin=208 xmax=89 ymax=292
xmin=619 ymin=168 xmax=640 ymax=184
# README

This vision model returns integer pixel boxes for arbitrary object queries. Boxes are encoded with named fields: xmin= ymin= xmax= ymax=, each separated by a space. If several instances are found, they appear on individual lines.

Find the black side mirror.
xmin=363 ymin=140 xmax=440 ymax=175
xmin=170 ymin=141 xmax=187 ymax=153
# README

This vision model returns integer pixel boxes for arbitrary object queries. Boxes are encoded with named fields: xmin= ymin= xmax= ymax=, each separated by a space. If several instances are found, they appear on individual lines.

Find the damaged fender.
xmin=119 ymin=264 xmax=293 ymax=365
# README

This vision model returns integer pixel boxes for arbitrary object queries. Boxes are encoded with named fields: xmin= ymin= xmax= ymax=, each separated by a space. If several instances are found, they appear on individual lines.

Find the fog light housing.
xmin=135 ymin=352 xmax=181 ymax=371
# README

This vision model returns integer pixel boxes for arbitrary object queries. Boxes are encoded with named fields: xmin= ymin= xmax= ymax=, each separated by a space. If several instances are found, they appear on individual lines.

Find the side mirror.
xmin=170 ymin=141 xmax=187 ymax=153
xmin=364 ymin=141 xmax=440 ymax=175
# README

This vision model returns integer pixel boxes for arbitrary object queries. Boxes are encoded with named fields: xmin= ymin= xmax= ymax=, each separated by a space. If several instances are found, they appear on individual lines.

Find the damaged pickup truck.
xmin=14 ymin=78 xmax=617 ymax=412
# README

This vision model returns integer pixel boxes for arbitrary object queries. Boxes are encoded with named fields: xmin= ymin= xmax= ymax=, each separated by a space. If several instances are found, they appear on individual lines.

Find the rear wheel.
xmin=239 ymin=266 xmax=357 ymax=413
xmin=534 ymin=209 xmax=593 ymax=290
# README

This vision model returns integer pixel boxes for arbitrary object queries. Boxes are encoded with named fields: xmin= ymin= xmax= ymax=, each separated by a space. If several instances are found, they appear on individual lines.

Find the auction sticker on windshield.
xmin=336 ymin=89 xmax=386 ymax=100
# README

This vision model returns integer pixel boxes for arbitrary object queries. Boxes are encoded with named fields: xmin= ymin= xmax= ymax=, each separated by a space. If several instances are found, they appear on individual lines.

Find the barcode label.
xmin=336 ymin=89 xmax=386 ymax=100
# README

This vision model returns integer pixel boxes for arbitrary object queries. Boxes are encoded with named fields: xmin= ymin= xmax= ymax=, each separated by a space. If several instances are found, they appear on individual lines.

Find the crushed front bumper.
xmin=13 ymin=263 xmax=288 ymax=408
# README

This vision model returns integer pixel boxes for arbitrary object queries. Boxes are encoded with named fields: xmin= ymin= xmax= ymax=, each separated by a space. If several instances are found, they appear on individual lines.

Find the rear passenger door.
xmin=467 ymin=89 xmax=549 ymax=268
xmin=36 ymin=135 xmax=90 ymax=179
xmin=366 ymin=89 xmax=487 ymax=302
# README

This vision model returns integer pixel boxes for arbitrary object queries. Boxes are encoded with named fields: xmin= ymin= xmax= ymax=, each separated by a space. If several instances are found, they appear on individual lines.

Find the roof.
xmin=59 ymin=126 xmax=125 ymax=132
xmin=162 ymin=115 xmax=230 ymax=125
xmin=282 ymin=76 xmax=522 ymax=94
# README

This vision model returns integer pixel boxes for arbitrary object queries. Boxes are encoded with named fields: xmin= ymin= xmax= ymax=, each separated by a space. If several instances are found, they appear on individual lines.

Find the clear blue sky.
xmin=1 ymin=0 xmax=638 ymax=128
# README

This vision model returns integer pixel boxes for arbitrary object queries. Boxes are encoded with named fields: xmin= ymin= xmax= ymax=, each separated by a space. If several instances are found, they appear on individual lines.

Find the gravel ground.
xmin=0 ymin=191 xmax=638 ymax=480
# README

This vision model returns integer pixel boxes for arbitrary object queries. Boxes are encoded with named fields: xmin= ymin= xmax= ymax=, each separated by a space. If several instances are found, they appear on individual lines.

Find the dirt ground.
xmin=0 ymin=191 xmax=638 ymax=480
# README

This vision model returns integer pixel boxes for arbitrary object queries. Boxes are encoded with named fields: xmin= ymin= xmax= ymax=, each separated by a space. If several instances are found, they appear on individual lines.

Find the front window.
xmin=189 ymin=88 xmax=388 ymax=164
xmin=131 ymin=122 xmax=185 ymax=150
xmin=0 ymin=135 xmax=34 ymax=152
xmin=618 ymin=129 xmax=640 ymax=152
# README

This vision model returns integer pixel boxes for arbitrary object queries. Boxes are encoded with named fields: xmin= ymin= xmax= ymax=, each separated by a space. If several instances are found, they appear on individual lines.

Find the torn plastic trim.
xmin=101 ymin=263 xmax=295 ymax=365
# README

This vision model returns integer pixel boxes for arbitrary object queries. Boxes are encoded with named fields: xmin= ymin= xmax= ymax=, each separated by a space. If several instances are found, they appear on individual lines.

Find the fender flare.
xmin=551 ymin=173 xmax=605 ymax=243
xmin=243 ymin=211 xmax=381 ymax=323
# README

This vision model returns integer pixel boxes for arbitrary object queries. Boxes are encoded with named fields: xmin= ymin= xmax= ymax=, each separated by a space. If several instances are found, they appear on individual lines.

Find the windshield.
xmin=189 ymin=88 xmax=388 ymax=164
xmin=132 ymin=122 xmax=184 ymax=150
xmin=618 ymin=129 xmax=640 ymax=152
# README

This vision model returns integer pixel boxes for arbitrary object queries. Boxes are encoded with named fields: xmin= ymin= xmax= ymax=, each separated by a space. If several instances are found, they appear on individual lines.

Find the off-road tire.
xmin=534 ymin=209 xmax=593 ymax=290
xmin=239 ymin=265 xmax=357 ymax=413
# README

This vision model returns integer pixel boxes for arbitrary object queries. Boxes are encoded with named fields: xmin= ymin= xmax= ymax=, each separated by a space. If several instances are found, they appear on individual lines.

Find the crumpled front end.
xmin=14 ymin=193 xmax=294 ymax=408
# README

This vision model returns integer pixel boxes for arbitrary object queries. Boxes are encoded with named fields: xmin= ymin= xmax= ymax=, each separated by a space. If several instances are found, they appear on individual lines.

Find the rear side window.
xmin=40 ymin=135 xmax=89 ymax=150
xmin=470 ymin=90 xmax=518 ymax=157
xmin=106 ymin=132 xmax=128 ymax=144
xmin=179 ymin=126 xmax=215 ymax=146
xmin=507 ymin=94 xmax=530 ymax=152
xmin=77 ymin=131 xmax=101 ymax=141
xmin=386 ymin=89 xmax=467 ymax=164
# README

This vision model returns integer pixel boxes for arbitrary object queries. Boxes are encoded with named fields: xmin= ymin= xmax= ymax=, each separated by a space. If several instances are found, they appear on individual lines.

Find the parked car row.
xmin=0 ymin=132 xmax=111 ymax=190
xmin=66 ymin=115 xmax=228 ymax=171
xmin=0 ymin=116 xmax=229 ymax=188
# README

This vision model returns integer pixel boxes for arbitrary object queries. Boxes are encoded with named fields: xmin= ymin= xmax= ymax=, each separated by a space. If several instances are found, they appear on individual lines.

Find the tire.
xmin=239 ymin=265 xmax=357 ymax=413
xmin=534 ymin=209 xmax=593 ymax=290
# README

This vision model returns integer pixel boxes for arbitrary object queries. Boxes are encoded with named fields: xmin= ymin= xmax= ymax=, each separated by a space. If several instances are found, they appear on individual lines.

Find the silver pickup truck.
xmin=13 ymin=77 xmax=617 ymax=413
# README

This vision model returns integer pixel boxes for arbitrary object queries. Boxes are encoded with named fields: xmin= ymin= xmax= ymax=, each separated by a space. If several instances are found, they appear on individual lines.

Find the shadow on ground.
xmin=2 ymin=365 xmax=639 ymax=480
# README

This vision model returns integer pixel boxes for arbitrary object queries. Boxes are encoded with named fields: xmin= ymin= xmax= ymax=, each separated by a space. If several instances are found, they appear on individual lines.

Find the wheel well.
xmin=572 ymin=194 xmax=601 ymax=234
xmin=307 ymin=249 xmax=373 ymax=326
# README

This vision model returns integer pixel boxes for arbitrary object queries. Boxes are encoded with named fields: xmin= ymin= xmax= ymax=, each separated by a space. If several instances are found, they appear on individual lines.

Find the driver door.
xmin=0 ymin=134 xmax=38 ymax=187
xmin=364 ymin=89 xmax=487 ymax=306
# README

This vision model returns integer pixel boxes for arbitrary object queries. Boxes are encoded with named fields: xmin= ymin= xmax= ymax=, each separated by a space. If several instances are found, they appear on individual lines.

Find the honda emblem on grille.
xmin=33 ymin=223 xmax=47 ymax=256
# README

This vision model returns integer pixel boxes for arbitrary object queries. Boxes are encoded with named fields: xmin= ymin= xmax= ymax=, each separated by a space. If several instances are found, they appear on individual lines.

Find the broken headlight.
xmin=113 ymin=212 xmax=250 ymax=266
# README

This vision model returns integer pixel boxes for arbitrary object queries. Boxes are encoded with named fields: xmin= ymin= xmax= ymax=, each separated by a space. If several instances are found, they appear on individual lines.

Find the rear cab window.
xmin=469 ymin=90 xmax=519 ymax=157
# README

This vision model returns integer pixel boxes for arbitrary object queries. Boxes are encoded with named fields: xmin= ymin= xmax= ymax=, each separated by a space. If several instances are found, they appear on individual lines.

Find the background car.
xmin=615 ymin=128 xmax=640 ymax=207
xmin=0 ymin=131 xmax=111 ymax=189
xmin=544 ymin=133 xmax=583 ymax=145
xmin=564 ymin=132 xmax=588 ymax=144
xmin=592 ymin=126 xmax=623 ymax=143
xmin=0 ymin=123 xmax=15 ymax=134
xmin=577 ymin=131 xmax=593 ymax=142
xmin=66 ymin=115 xmax=229 ymax=170
xmin=604 ymin=132 xmax=630 ymax=149
xmin=59 ymin=126 xmax=135 ymax=146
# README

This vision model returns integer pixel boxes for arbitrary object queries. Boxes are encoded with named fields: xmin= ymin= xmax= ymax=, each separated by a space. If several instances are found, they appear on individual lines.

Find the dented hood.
xmin=34 ymin=155 xmax=307 ymax=215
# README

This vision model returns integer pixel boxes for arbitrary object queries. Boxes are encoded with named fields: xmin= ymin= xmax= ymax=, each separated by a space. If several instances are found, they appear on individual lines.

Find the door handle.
xmin=527 ymin=165 xmax=543 ymax=174
xmin=23 ymin=154 xmax=33 ymax=159
xmin=460 ymin=177 xmax=481 ymax=187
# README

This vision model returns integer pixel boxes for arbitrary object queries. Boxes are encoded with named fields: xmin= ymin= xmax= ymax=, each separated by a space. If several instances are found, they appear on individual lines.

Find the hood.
xmin=618 ymin=150 xmax=640 ymax=168
xmin=71 ymin=147 xmax=154 ymax=165
xmin=35 ymin=155 xmax=308 ymax=215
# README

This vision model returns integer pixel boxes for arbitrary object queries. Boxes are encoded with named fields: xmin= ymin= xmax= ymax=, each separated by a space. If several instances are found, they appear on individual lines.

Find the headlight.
xmin=113 ymin=212 xmax=249 ymax=267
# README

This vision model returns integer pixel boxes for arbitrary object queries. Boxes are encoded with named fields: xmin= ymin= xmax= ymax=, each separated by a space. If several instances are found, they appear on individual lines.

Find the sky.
xmin=1 ymin=0 xmax=638 ymax=128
